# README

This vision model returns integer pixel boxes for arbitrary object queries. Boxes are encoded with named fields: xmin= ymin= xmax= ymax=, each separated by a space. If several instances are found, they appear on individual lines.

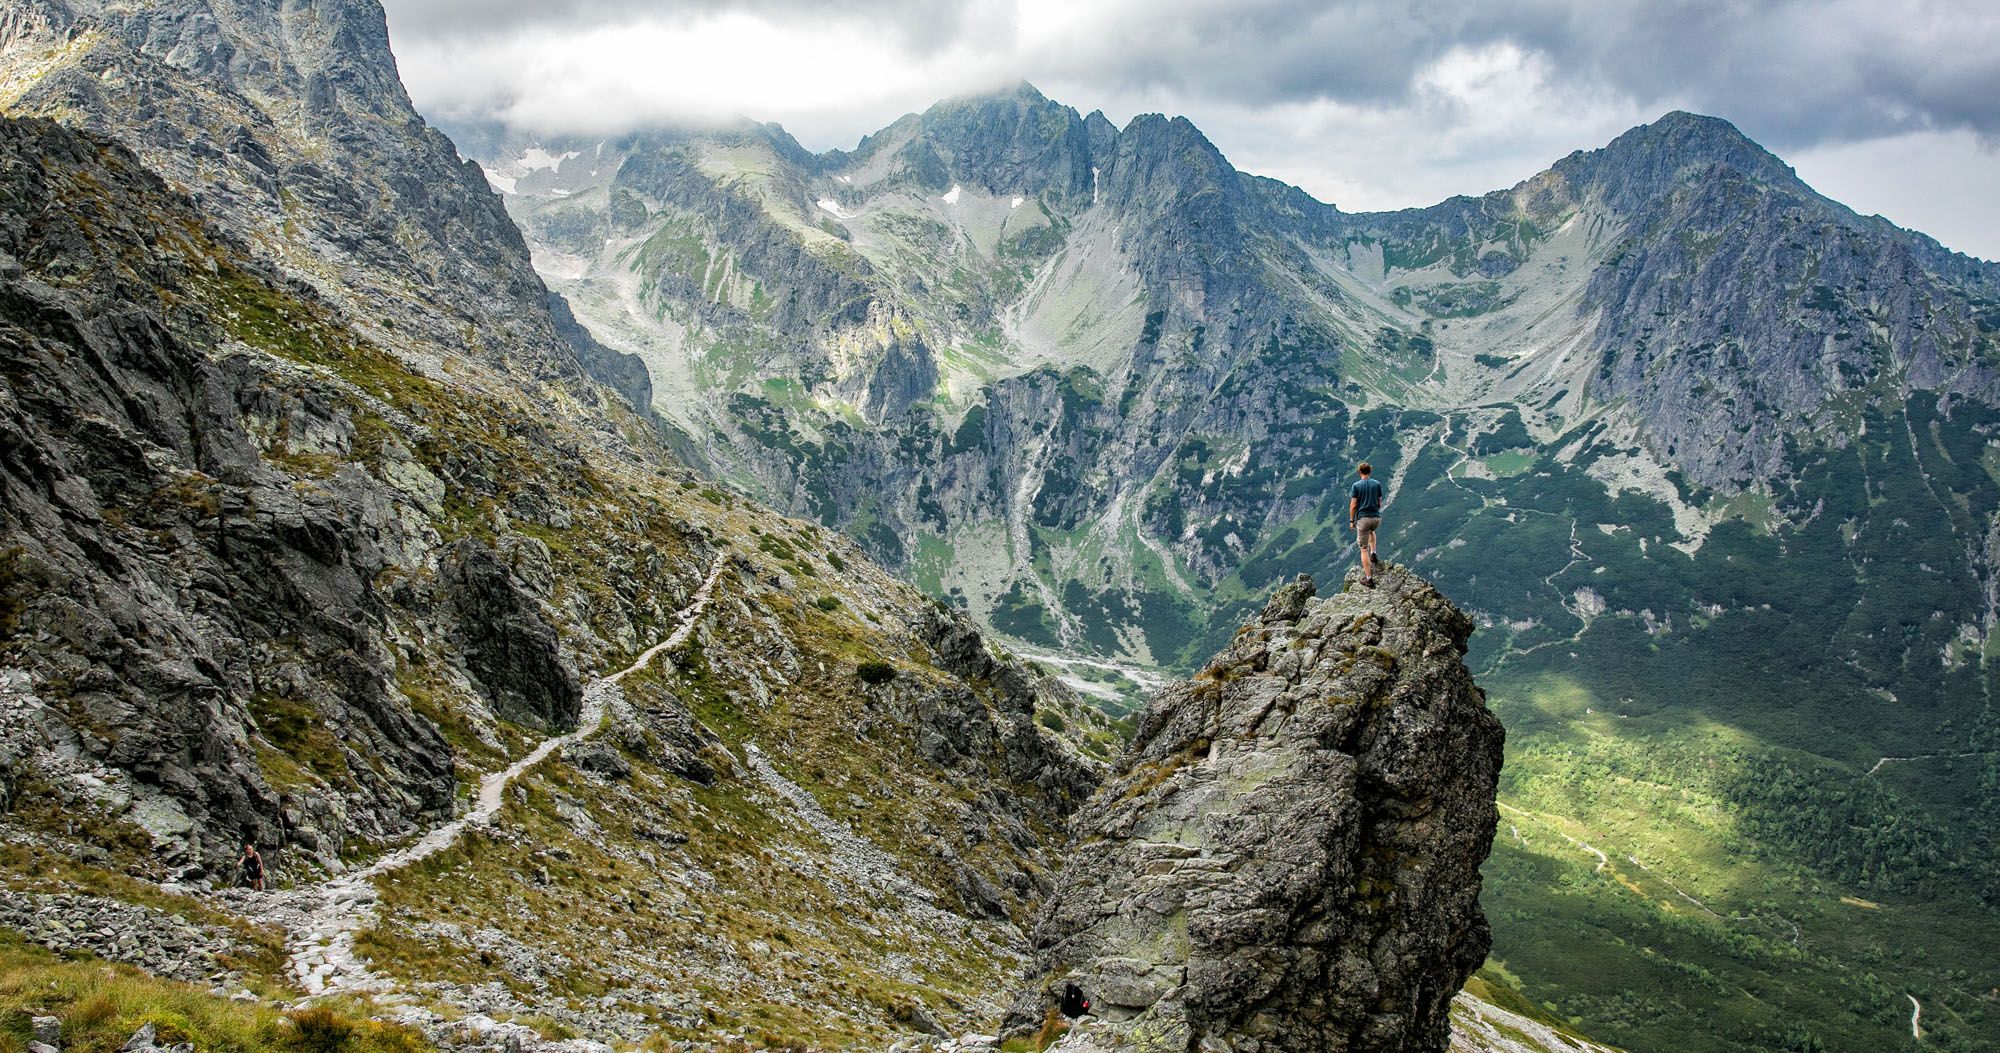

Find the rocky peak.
xmin=1 ymin=0 xmax=608 ymax=395
xmin=1006 ymin=566 xmax=1504 ymax=1052
xmin=1102 ymin=112 xmax=1240 ymax=203
xmin=875 ymin=80 xmax=1096 ymax=201
xmin=1554 ymin=109 xmax=1805 ymax=215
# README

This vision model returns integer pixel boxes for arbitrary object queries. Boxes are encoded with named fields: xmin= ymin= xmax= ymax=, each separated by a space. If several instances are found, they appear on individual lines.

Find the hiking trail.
xmin=272 ymin=554 xmax=728 ymax=999
xmin=1863 ymin=749 xmax=1997 ymax=778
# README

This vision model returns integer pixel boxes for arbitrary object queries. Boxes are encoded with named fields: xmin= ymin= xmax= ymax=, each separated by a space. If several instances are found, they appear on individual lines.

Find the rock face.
xmin=0 ymin=117 xmax=456 ymax=863
xmin=440 ymin=540 xmax=583 ymax=730
xmin=1007 ymin=567 xmax=1503 ymax=1052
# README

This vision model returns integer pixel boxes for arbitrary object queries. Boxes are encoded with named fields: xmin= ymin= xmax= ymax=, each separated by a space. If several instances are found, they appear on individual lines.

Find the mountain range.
xmin=0 ymin=2 xmax=1601 ymax=1052
xmin=463 ymin=82 xmax=2000 ymax=1051
xmin=1 ymin=0 xmax=1996 ymax=1049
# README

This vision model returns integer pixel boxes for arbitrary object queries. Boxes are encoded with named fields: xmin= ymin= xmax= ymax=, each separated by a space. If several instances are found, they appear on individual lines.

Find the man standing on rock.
xmin=1348 ymin=462 xmax=1385 ymax=587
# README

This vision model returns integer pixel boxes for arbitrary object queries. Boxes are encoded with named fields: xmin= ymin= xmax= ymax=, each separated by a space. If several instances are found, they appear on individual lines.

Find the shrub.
xmin=288 ymin=1007 xmax=355 ymax=1053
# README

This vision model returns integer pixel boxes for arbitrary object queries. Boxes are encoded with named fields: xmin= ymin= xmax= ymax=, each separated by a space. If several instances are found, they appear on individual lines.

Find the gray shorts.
xmin=1355 ymin=517 xmax=1381 ymax=545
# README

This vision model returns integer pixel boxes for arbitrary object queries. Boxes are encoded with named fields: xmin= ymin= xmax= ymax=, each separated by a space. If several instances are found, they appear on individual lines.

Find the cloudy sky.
xmin=380 ymin=0 xmax=2000 ymax=260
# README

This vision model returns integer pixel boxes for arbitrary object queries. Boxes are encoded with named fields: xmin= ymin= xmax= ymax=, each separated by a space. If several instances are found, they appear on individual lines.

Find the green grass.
xmin=1481 ymin=450 xmax=1538 ymax=477
xmin=0 ymin=932 xmax=428 ymax=1053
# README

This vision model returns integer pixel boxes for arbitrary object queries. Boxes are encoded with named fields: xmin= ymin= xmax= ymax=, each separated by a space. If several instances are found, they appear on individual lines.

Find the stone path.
xmin=278 ymin=554 xmax=728 ymax=998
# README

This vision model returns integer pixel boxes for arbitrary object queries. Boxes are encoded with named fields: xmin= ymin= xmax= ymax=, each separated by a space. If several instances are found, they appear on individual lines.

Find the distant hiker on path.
xmin=1059 ymin=981 xmax=1091 ymax=1019
xmin=1349 ymin=462 xmax=1384 ymax=587
xmin=240 ymin=842 xmax=265 ymax=891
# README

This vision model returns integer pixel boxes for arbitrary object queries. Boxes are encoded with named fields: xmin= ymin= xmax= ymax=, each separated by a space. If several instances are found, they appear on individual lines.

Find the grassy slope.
xmin=2 ymin=132 xmax=1098 ymax=1049
xmin=0 ymin=931 xmax=428 ymax=1053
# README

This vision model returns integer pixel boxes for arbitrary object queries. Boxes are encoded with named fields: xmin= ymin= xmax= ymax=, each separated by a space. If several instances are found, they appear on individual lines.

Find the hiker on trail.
xmin=1348 ymin=462 xmax=1385 ymax=587
xmin=240 ymin=842 xmax=265 ymax=891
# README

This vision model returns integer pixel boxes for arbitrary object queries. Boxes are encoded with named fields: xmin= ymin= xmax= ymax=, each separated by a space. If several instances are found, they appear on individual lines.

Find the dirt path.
xmin=279 ymin=554 xmax=728 ymax=998
xmin=1909 ymin=994 xmax=1923 ymax=1041
xmin=1864 ymin=750 xmax=1997 ymax=777
xmin=1498 ymin=802 xmax=1606 ymax=872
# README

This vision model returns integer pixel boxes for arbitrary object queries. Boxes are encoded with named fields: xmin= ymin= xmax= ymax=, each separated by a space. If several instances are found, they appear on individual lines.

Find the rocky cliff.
xmin=1005 ymin=568 xmax=1502 ymax=1052
xmin=0 ymin=0 xmax=648 ymax=401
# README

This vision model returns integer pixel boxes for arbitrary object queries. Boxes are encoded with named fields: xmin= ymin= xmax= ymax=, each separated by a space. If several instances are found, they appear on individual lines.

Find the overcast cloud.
xmin=380 ymin=0 xmax=2000 ymax=259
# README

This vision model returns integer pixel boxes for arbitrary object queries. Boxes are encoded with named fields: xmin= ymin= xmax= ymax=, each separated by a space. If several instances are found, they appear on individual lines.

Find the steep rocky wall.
xmin=1008 ymin=567 xmax=1503 ymax=1052
xmin=0 ymin=117 xmax=464 ymax=865
xmin=0 ymin=0 xmax=610 ymax=396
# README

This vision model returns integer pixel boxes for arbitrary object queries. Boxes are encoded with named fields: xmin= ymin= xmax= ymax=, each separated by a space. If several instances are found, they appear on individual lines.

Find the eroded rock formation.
xmin=1009 ymin=567 xmax=1504 ymax=1053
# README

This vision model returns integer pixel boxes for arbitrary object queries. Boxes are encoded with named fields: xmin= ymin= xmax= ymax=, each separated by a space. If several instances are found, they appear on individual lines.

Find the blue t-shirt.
xmin=1350 ymin=477 xmax=1384 ymax=519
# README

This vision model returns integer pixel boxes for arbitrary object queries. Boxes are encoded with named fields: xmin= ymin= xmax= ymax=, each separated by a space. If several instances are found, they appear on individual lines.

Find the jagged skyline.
xmin=380 ymin=0 xmax=2000 ymax=259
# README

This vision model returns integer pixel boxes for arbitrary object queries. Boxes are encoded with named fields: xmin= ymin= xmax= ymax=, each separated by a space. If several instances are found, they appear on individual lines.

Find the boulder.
xmin=1007 ymin=565 xmax=1503 ymax=1053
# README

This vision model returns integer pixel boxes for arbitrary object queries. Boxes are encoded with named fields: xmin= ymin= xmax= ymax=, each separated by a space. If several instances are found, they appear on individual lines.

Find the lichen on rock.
xmin=1008 ymin=564 xmax=1504 ymax=1053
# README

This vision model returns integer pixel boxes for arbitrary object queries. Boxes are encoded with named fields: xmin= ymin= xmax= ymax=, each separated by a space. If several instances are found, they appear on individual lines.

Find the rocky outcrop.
xmin=1006 ymin=567 xmax=1503 ymax=1052
xmin=440 ymin=540 xmax=583 ymax=731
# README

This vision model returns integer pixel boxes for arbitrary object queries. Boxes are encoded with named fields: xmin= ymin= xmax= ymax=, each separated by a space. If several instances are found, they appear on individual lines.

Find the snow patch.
xmin=836 ymin=174 xmax=852 ymax=184
xmin=942 ymin=184 xmax=961 ymax=205
xmin=516 ymin=146 xmax=578 ymax=173
xmin=1010 ymin=196 xmax=1024 ymax=209
xmin=816 ymin=198 xmax=856 ymax=220
xmin=483 ymin=170 xmax=517 ymax=195
xmin=1092 ymin=166 xmax=1100 ymax=204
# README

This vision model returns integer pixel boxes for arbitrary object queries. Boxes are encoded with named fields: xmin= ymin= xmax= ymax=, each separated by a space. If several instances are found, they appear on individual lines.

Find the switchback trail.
xmin=276 ymin=554 xmax=728 ymax=998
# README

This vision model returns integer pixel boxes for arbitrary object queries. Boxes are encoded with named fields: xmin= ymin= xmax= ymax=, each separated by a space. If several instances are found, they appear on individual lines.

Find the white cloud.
xmin=380 ymin=0 xmax=2000 ymax=260
xmin=392 ymin=6 xmax=1023 ymax=143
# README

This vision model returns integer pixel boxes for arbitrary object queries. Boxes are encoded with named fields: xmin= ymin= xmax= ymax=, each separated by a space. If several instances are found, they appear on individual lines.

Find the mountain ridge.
xmin=477 ymin=80 xmax=2000 ymax=1052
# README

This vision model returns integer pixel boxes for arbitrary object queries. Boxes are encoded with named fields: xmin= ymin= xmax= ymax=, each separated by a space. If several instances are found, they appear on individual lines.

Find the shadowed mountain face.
xmin=474 ymin=87 xmax=2000 ymax=1052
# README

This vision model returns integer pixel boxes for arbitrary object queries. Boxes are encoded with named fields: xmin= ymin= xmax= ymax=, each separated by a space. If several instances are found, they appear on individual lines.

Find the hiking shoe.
xmin=1361 ymin=576 xmax=1375 ymax=588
